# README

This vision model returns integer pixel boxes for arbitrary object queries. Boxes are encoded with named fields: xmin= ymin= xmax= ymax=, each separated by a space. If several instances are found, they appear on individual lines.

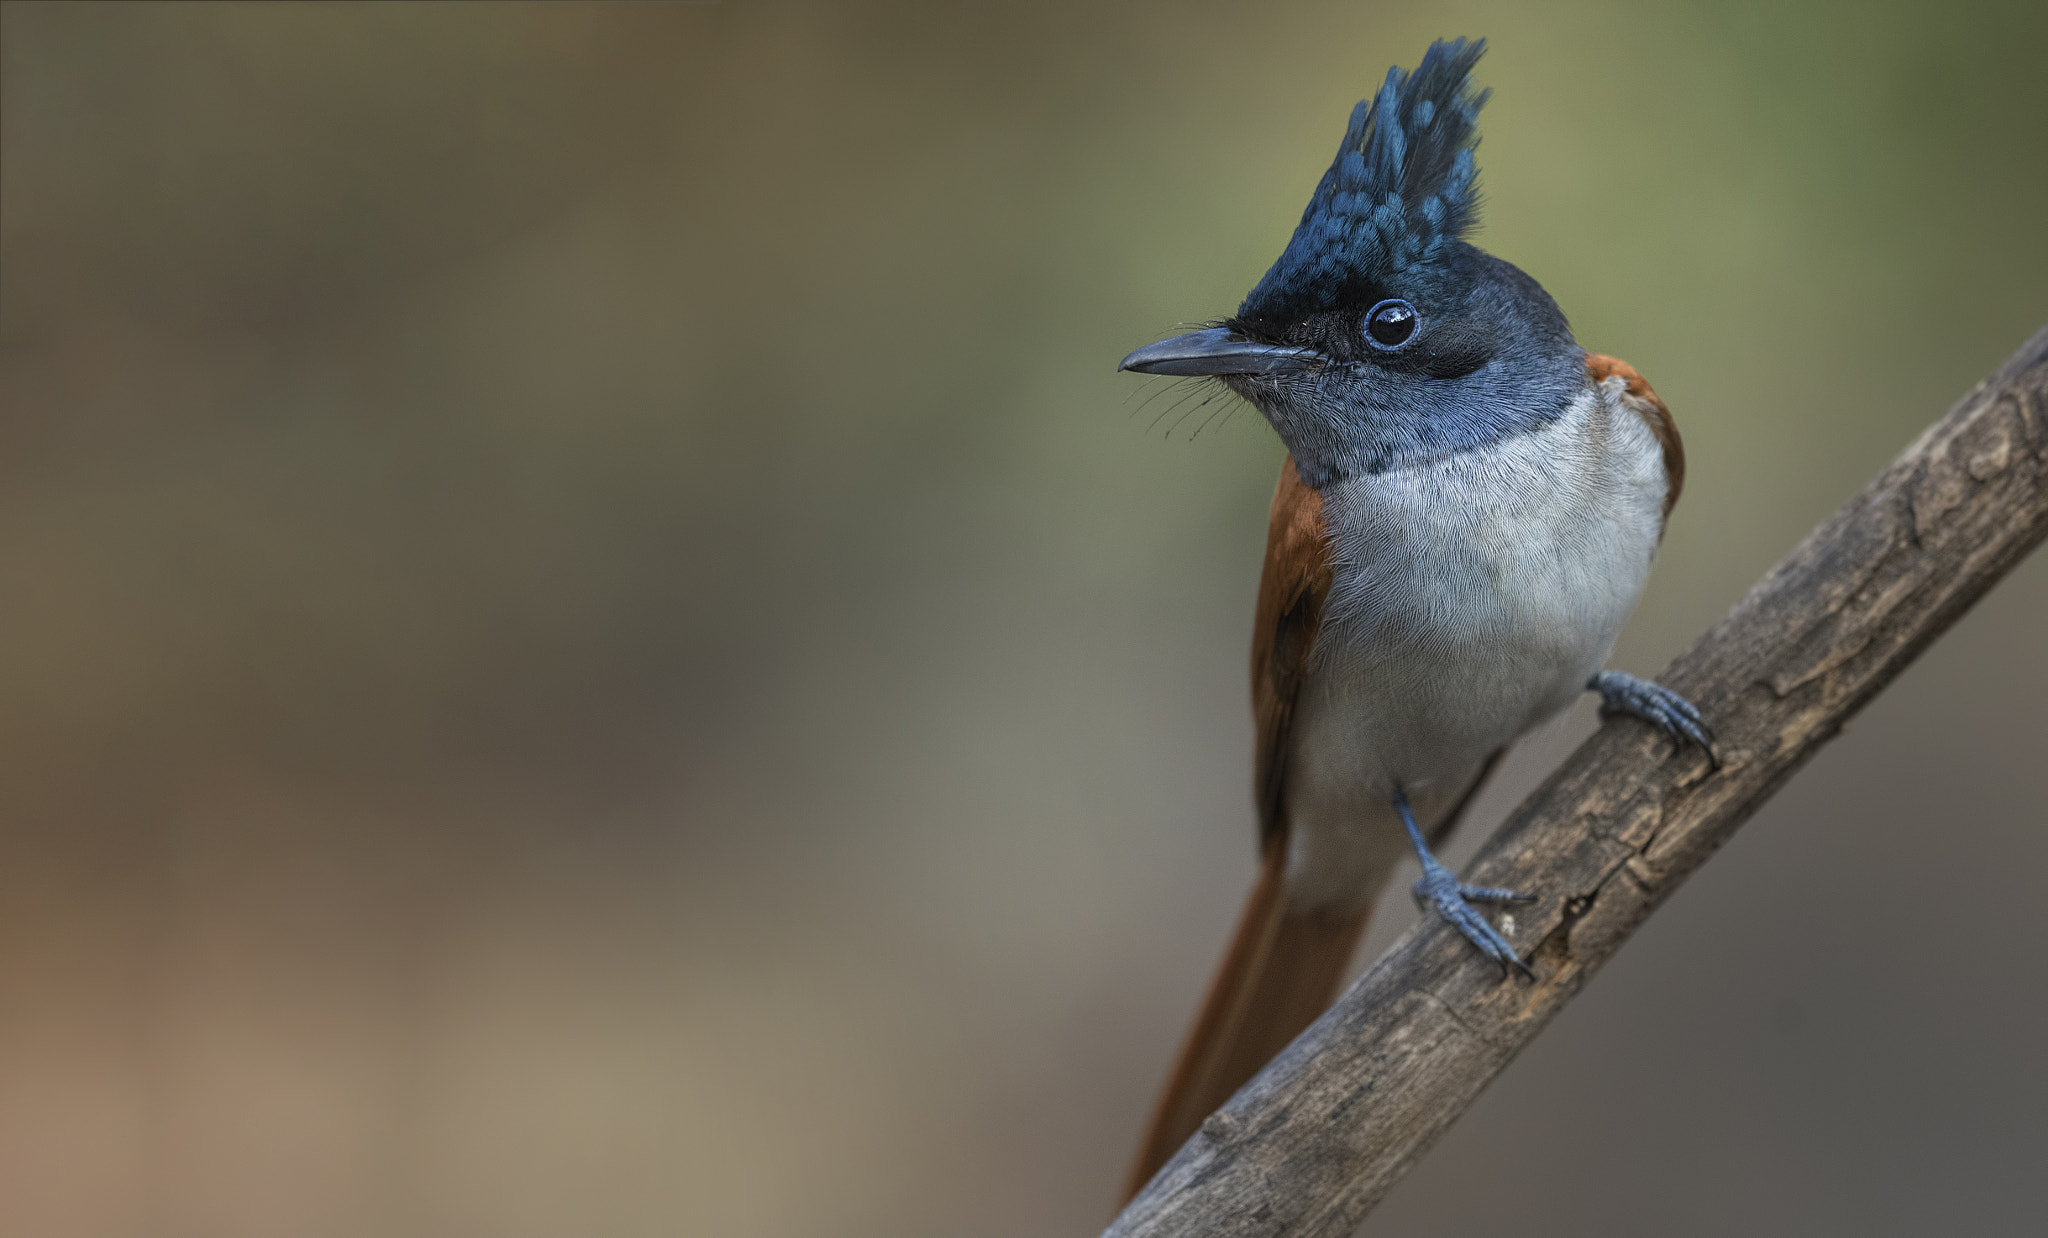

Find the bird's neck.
xmin=1233 ymin=355 xmax=1585 ymax=488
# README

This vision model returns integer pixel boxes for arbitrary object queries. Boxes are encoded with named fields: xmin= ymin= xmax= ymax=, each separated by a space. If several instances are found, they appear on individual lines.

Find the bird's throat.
xmin=1228 ymin=366 xmax=1575 ymax=488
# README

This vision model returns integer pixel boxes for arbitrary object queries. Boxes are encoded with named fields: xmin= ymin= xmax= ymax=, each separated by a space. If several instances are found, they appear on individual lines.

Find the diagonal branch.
xmin=1106 ymin=324 xmax=2048 ymax=1238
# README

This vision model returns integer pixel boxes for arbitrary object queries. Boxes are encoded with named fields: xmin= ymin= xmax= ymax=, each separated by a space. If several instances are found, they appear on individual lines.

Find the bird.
xmin=1114 ymin=37 xmax=1713 ymax=1200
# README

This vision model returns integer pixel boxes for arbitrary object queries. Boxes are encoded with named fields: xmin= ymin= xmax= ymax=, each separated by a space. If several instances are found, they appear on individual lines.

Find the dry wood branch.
xmin=1106 ymin=324 xmax=2048 ymax=1238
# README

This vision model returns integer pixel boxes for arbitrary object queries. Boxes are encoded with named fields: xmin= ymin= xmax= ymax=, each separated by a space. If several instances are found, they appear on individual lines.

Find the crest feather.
xmin=1242 ymin=38 xmax=1490 ymax=317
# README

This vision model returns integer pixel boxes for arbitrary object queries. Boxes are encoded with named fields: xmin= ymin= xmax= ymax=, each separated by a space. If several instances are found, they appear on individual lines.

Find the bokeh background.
xmin=4 ymin=3 xmax=2045 ymax=1236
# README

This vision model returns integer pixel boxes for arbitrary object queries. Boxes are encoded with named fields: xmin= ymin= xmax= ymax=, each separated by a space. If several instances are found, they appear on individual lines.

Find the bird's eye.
xmin=1364 ymin=299 xmax=1420 ymax=350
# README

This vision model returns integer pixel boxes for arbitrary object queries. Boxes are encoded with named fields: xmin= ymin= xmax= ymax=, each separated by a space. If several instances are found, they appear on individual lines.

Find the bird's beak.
xmin=1117 ymin=327 xmax=1324 ymax=377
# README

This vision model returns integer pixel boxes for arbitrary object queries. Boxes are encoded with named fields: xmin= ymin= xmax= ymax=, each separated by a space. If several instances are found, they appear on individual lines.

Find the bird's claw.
xmin=1589 ymin=671 xmax=1717 ymax=764
xmin=1457 ymin=884 xmax=1536 ymax=904
xmin=1413 ymin=868 xmax=1535 ymax=979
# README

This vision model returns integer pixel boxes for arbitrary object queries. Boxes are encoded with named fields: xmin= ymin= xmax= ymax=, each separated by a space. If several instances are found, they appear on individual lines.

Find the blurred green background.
xmin=3 ymin=3 xmax=2045 ymax=1236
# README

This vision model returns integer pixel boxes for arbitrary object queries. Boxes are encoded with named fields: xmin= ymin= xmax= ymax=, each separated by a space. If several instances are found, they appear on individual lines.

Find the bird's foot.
xmin=1589 ymin=671 xmax=1716 ymax=762
xmin=1412 ymin=866 xmax=1535 ymax=979
xmin=1393 ymin=789 xmax=1535 ymax=980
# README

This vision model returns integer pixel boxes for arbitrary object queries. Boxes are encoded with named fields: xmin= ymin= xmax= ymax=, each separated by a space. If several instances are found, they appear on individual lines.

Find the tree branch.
xmin=1105 ymin=324 xmax=2048 ymax=1238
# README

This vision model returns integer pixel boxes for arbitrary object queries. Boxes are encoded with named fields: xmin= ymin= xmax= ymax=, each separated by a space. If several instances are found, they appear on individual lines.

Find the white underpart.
xmin=1282 ymin=377 xmax=1667 ymax=913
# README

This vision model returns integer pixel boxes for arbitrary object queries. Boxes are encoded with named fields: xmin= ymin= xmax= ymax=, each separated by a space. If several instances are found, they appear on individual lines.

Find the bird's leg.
xmin=1395 ymin=789 xmax=1534 ymax=979
xmin=1587 ymin=671 xmax=1716 ymax=763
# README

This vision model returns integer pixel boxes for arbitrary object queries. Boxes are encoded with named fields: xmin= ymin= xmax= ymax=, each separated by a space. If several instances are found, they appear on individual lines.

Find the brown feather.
xmin=1585 ymin=353 xmax=1684 ymax=528
xmin=1120 ymin=753 xmax=1505 ymax=1202
xmin=1122 ymin=457 xmax=1503 ymax=1202
xmin=1250 ymin=456 xmax=1335 ymax=850
xmin=1121 ymin=832 xmax=1301 ymax=1199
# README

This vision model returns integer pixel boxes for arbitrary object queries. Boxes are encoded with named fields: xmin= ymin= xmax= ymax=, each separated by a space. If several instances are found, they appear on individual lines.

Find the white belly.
xmin=1282 ymin=383 xmax=1668 ymax=911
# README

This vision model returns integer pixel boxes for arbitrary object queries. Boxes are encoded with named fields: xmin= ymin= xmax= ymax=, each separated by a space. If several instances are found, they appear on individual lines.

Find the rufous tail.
xmin=1119 ymin=752 xmax=1505 ymax=1204
xmin=1120 ymin=836 xmax=1369 ymax=1201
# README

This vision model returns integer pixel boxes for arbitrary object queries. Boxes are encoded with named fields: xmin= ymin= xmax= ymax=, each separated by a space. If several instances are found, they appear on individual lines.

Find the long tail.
xmin=1120 ymin=835 xmax=1369 ymax=1201
xmin=1120 ymin=754 xmax=1505 ymax=1202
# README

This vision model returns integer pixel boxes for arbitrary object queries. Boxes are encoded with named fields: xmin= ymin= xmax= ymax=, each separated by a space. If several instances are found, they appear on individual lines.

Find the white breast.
xmin=1281 ymin=379 xmax=1669 ymax=911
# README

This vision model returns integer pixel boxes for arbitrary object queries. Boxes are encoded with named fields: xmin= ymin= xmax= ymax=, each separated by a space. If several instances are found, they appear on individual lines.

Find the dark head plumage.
xmin=1117 ymin=37 xmax=1589 ymax=487
xmin=1241 ymin=38 xmax=1490 ymax=320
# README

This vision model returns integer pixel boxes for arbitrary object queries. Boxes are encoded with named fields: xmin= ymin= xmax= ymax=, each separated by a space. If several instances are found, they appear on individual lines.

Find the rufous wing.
xmin=1585 ymin=353 xmax=1684 ymax=530
xmin=1251 ymin=455 xmax=1337 ymax=849
xmin=1122 ymin=456 xmax=1359 ymax=1200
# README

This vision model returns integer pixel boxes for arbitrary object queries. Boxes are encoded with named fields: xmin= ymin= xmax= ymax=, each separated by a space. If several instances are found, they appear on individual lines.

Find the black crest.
xmin=1241 ymin=38 xmax=1491 ymax=319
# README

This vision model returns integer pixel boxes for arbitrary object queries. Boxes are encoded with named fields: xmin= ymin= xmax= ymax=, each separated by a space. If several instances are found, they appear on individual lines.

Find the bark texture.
xmin=1106 ymin=324 xmax=2048 ymax=1238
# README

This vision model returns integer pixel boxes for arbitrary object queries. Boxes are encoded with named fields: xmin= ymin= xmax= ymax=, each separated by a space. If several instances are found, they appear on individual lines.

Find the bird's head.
xmin=1119 ymin=38 xmax=1587 ymax=488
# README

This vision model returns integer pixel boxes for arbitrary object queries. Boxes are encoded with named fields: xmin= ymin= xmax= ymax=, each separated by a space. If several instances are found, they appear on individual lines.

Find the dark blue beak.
xmin=1117 ymin=328 xmax=1324 ymax=377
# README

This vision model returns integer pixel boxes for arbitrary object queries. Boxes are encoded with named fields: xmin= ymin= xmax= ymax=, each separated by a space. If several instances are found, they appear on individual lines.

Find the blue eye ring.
xmin=1364 ymin=298 xmax=1421 ymax=350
